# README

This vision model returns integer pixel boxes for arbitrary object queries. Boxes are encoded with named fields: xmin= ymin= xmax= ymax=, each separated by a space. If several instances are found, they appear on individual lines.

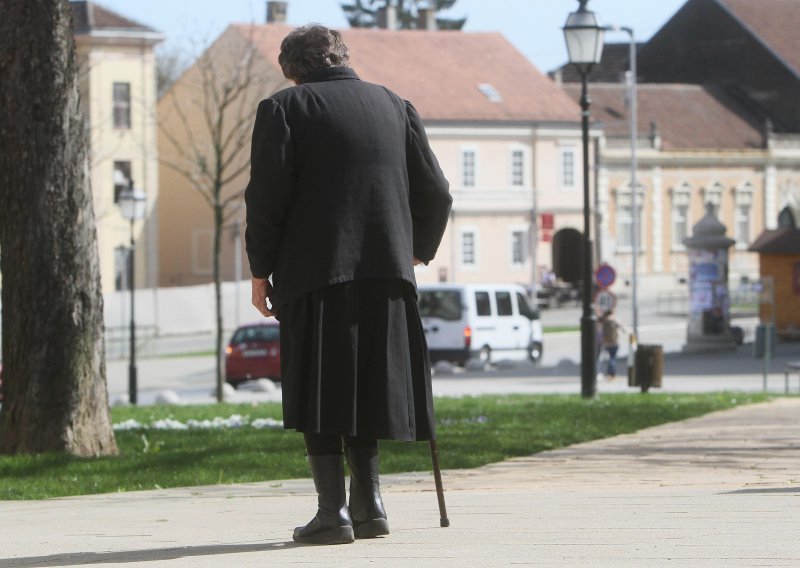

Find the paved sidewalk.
xmin=2 ymin=398 xmax=799 ymax=567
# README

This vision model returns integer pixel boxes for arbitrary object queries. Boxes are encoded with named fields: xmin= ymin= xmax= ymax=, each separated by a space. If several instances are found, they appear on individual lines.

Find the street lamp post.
xmin=118 ymin=183 xmax=147 ymax=405
xmin=563 ymin=0 xmax=604 ymax=399
xmin=606 ymin=24 xmax=639 ymax=339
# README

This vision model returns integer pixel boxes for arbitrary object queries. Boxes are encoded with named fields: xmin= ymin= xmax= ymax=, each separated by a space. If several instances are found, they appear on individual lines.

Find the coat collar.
xmin=302 ymin=66 xmax=361 ymax=84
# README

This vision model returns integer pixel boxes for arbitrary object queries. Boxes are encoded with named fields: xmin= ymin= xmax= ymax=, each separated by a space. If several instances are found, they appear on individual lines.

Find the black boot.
xmin=345 ymin=446 xmax=390 ymax=538
xmin=293 ymin=454 xmax=354 ymax=545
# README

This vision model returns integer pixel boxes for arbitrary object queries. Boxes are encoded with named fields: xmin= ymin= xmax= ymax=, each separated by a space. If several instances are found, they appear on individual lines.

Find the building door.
xmin=552 ymin=228 xmax=583 ymax=285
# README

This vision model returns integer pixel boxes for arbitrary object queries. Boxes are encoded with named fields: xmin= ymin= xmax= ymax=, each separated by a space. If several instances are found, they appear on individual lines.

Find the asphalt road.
xmin=106 ymin=300 xmax=800 ymax=406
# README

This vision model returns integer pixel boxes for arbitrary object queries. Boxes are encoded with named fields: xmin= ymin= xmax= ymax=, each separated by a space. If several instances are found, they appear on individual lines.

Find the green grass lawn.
xmin=543 ymin=325 xmax=580 ymax=333
xmin=0 ymin=392 xmax=769 ymax=500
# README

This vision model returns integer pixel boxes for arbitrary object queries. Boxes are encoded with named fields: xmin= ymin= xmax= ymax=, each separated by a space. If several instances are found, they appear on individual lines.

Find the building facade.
xmin=71 ymin=1 xmax=162 ymax=292
xmin=157 ymin=21 xmax=589 ymax=291
xmin=555 ymin=0 xmax=800 ymax=291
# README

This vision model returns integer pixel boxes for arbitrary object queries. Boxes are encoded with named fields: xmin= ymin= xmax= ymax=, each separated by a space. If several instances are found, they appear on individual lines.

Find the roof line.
xmin=713 ymin=0 xmax=800 ymax=81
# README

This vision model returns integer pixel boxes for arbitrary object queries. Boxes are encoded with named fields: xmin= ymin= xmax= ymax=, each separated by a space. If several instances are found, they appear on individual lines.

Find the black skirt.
xmin=278 ymin=278 xmax=435 ymax=441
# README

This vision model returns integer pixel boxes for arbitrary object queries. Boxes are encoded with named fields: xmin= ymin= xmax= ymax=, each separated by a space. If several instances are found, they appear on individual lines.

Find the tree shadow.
xmin=1 ymin=540 xmax=301 ymax=567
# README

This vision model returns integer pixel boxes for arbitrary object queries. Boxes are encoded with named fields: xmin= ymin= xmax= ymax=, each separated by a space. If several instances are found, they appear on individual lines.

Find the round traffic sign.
xmin=594 ymin=263 xmax=616 ymax=289
xmin=594 ymin=289 xmax=617 ymax=314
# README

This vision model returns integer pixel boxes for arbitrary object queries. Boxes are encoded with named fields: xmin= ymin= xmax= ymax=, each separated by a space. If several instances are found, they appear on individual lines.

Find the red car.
xmin=225 ymin=322 xmax=281 ymax=388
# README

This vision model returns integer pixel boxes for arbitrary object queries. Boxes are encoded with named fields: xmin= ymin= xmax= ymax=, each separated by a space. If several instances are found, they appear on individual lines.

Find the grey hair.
xmin=278 ymin=24 xmax=350 ymax=83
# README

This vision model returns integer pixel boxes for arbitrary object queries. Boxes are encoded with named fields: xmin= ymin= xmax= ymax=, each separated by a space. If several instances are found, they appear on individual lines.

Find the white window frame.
xmin=192 ymin=229 xmax=213 ymax=275
xmin=671 ymin=182 xmax=692 ymax=250
xmin=508 ymin=225 xmax=528 ymax=270
xmin=559 ymin=146 xmax=577 ymax=191
xmin=734 ymin=182 xmax=754 ymax=249
xmin=509 ymin=146 xmax=526 ymax=189
xmin=460 ymin=147 xmax=477 ymax=189
xmin=113 ymin=82 xmax=131 ymax=129
xmin=459 ymin=227 xmax=479 ymax=270
xmin=614 ymin=185 xmax=645 ymax=253
xmin=702 ymin=181 xmax=724 ymax=217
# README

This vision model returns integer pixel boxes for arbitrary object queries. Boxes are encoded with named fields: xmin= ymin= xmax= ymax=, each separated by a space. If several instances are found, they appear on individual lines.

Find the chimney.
xmin=377 ymin=2 xmax=397 ymax=30
xmin=418 ymin=7 xmax=436 ymax=31
xmin=266 ymin=1 xmax=288 ymax=24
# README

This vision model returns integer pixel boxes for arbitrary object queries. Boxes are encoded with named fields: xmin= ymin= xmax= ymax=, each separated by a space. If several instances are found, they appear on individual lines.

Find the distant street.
xmin=106 ymin=290 xmax=800 ymax=406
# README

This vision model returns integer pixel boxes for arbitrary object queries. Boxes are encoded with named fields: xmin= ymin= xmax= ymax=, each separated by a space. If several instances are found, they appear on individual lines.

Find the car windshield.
xmin=418 ymin=290 xmax=462 ymax=321
xmin=231 ymin=326 xmax=279 ymax=344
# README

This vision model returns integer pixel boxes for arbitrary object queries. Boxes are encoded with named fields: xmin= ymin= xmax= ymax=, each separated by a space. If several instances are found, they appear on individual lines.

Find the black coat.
xmin=244 ymin=66 xmax=452 ymax=308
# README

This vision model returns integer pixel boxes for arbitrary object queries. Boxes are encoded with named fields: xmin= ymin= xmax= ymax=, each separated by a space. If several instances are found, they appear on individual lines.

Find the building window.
xmin=461 ymin=149 xmax=476 ymax=188
xmin=511 ymin=149 xmax=524 ymax=187
xmin=703 ymin=182 xmax=724 ymax=217
xmin=734 ymin=183 xmax=753 ymax=246
xmin=510 ymin=230 xmax=526 ymax=266
xmin=673 ymin=204 xmax=689 ymax=247
xmin=735 ymin=204 xmax=751 ymax=244
xmin=192 ymin=230 xmax=213 ymax=275
xmin=671 ymin=183 xmax=691 ymax=248
xmin=113 ymin=161 xmax=131 ymax=203
xmin=113 ymin=82 xmax=131 ymax=129
xmin=461 ymin=230 xmax=476 ymax=266
xmin=615 ymin=187 xmax=643 ymax=250
xmin=560 ymin=148 xmax=576 ymax=189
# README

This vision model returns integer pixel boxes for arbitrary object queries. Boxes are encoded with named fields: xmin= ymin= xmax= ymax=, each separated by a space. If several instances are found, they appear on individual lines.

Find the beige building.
xmin=71 ymin=1 xmax=163 ymax=292
xmin=563 ymin=82 xmax=800 ymax=291
xmin=158 ymin=20 xmax=589 ymax=290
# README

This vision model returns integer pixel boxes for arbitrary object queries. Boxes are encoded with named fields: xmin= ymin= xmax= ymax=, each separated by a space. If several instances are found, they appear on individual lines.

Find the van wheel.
xmin=478 ymin=346 xmax=492 ymax=365
xmin=529 ymin=341 xmax=543 ymax=364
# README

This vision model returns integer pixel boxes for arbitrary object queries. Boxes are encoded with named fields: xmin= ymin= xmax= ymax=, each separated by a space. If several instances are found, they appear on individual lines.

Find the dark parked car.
xmin=224 ymin=322 xmax=281 ymax=388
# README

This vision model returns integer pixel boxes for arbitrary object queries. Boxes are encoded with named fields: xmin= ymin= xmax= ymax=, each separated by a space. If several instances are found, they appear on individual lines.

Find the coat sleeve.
xmin=244 ymin=98 xmax=295 ymax=280
xmin=405 ymin=100 xmax=452 ymax=264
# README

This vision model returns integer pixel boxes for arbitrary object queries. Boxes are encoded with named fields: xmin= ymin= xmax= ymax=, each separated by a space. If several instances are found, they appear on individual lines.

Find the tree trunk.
xmin=0 ymin=0 xmax=118 ymax=455
xmin=214 ymin=200 xmax=224 ymax=402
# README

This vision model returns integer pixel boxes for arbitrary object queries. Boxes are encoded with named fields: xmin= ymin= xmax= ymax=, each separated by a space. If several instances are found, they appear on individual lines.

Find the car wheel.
xmin=529 ymin=341 xmax=543 ymax=364
xmin=478 ymin=345 xmax=492 ymax=365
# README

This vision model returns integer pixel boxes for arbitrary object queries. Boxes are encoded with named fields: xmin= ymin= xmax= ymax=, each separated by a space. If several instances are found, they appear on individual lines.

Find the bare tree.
xmin=158 ymin=27 xmax=287 ymax=402
xmin=156 ymin=43 xmax=191 ymax=99
xmin=0 ymin=0 xmax=117 ymax=455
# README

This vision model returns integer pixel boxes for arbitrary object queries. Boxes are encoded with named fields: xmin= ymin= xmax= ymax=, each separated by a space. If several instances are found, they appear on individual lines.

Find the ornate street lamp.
xmin=563 ymin=0 xmax=604 ymax=398
xmin=118 ymin=182 xmax=147 ymax=405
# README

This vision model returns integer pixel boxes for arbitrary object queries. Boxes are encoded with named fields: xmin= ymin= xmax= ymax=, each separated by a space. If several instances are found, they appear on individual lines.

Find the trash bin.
xmin=632 ymin=344 xmax=663 ymax=392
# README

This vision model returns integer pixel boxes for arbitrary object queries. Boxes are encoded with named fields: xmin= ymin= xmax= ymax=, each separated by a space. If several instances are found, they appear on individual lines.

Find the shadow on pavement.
xmin=1 ymin=540 xmax=301 ymax=567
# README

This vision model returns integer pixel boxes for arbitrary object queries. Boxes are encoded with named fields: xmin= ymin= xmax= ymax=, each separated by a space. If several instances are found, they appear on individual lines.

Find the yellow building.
xmin=71 ymin=1 xmax=163 ymax=292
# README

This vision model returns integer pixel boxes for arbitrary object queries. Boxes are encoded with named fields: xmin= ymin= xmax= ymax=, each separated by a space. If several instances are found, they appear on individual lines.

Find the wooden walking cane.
xmin=429 ymin=439 xmax=450 ymax=527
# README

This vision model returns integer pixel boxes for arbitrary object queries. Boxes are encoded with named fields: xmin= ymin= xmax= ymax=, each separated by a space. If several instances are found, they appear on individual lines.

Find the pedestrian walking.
xmin=598 ymin=309 xmax=627 ymax=380
xmin=245 ymin=25 xmax=452 ymax=545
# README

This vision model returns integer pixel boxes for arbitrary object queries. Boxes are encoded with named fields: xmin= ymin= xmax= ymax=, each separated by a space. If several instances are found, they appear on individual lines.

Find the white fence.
xmin=103 ymin=280 xmax=259 ymax=359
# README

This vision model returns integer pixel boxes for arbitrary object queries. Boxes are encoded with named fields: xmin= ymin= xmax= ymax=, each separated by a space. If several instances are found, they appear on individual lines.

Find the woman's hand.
xmin=413 ymin=257 xmax=423 ymax=266
xmin=251 ymin=277 xmax=276 ymax=318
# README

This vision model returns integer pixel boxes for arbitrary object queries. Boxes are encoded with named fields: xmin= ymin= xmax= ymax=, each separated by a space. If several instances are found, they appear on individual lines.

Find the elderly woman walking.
xmin=244 ymin=25 xmax=452 ymax=545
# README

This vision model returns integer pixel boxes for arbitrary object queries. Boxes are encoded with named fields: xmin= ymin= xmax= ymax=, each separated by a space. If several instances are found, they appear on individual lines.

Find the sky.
xmin=97 ymin=0 xmax=688 ymax=73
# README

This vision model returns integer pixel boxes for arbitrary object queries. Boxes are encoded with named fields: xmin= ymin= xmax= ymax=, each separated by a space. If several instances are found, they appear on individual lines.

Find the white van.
xmin=417 ymin=283 xmax=543 ymax=366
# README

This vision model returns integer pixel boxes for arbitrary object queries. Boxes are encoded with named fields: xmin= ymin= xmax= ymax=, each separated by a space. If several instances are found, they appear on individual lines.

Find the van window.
xmin=475 ymin=291 xmax=491 ymax=316
xmin=418 ymin=290 xmax=462 ymax=321
xmin=496 ymin=291 xmax=513 ymax=316
xmin=516 ymin=292 xmax=539 ymax=320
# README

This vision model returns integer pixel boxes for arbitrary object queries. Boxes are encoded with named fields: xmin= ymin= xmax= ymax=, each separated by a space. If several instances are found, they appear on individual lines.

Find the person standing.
xmin=598 ymin=309 xmax=627 ymax=380
xmin=245 ymin=25 xmax=452 ymax=545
